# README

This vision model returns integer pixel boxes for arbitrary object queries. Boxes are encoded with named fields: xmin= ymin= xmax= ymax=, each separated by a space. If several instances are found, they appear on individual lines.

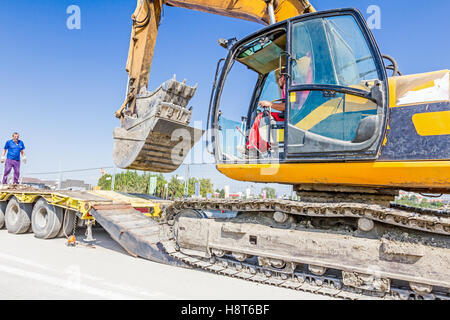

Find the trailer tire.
xmin=31 ymin=199 xmax=63 ymax=239
xmin=5 ymin=197 xmax=32 ymax=234
xmin=56 ymin=209 xmax=76 ymax=238
xmin=0 ymin=202 xmax=6 ymax=229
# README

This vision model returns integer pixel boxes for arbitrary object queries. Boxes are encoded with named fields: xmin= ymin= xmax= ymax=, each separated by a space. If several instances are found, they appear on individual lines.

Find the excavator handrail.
xmin=206 ymin=58 xmax=226 ymax=155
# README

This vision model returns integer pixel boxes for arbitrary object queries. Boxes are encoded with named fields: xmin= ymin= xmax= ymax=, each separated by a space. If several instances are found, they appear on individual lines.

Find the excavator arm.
xmin=113 ymin=0 xmax=315 ymax=172
xmin=116 ymin=0 xmax=315 ymax=118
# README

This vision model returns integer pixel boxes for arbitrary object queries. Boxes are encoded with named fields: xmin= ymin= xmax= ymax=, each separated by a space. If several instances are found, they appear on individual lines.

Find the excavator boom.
xmin=124 ymin=0 xmax=315 ymax=109
xmin=113 ymin=0 xmax=315 ymax=172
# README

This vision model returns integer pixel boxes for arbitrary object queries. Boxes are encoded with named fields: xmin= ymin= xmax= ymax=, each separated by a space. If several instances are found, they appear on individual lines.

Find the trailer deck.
xmin=0 ymin=186 xmax=163 ymax=219
xmin=0 ymin=185 xmax=177 ymax=262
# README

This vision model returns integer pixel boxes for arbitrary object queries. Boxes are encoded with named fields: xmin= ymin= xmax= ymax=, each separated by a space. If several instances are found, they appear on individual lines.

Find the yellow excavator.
xmin=111 ymin=0 xmax=450 ymax=299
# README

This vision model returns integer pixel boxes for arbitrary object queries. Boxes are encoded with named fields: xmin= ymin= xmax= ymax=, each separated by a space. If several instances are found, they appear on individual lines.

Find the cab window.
xmin=289 ymin=15 xmax=380 ymax=143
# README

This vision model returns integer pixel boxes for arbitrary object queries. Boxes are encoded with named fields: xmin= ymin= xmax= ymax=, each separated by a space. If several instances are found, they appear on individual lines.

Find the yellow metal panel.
xmin=89 ymin=190 xmax=162 ymax=217
xmin=165 ymin=0 xmax=314 ymax=25
xmin=217 ymin=161 xmax=450 ymax=190
xmin=412 ymin=111 xmax=450 ymax=136
xmin=277 ymin=129 xmax=284 ymax=142
xmin=388 ymin=77 xmax=397 ymax=108
xmin=390 ymin=70 xmax=449 ymax=108
xmin=411 ymin=79 xmax=437 ymax=92
xmin=0 ymin=191 xmax=94 ymax=219
xmin=0 ymin=190 xmax=163 ymax=220
xmin=290 ymin=91 xmax=296 ymax=102
xmin=274 ymin=0 xmax=315 ymax=21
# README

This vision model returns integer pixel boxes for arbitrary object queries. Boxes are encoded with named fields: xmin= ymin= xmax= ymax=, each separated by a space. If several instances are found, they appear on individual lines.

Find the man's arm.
xmin=1 ymin=149 xmax=6 ymax=163
xmin=20 ymin=143 xmax=26 ymax=163
xmin=258 ymin=100 xmax=285 ymax=112
xmin=271 ymin=102 xmax=285 ymax=112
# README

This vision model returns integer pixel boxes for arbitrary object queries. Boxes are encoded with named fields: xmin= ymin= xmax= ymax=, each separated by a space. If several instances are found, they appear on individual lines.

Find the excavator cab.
xmin=210 ymin=8 xmax=389 ymax=163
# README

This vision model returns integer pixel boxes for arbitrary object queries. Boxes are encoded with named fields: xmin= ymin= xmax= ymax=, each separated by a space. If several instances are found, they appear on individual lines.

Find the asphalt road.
xmin=0 ymin=227 xmax=331 ymax=300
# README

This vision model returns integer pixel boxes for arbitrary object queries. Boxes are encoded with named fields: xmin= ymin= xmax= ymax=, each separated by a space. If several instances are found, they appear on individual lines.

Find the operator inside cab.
xmin=243 ymin=67 xmax=286 ymax=154
xmin=244 ymin=52 xmax=312 ymax=155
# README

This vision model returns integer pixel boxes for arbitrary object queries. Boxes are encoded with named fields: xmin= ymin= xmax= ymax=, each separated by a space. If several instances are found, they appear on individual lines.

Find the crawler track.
xmin=159 ymin=198 xmax=450 ymax=300
xmin=162 ymin=241 xmax=450 ymax=300
xmin=170 ymin=198 xmax=450 ymax=236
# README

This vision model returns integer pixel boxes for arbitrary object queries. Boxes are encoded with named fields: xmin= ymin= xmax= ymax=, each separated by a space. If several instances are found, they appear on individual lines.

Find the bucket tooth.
xmin=113 ymin=77 xmax=204 ymax=172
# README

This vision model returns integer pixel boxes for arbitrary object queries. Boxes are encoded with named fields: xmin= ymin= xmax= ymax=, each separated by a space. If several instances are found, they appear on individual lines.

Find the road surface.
xmin=0 ymin=227 xmax=332 ymax=300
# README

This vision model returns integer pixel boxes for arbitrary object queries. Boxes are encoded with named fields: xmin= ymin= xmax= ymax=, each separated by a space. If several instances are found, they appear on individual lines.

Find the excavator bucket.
xmin=113 ymin=76 xmax=204 ymax=172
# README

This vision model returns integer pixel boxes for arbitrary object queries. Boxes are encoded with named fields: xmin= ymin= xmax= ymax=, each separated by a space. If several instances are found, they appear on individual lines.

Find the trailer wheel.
xmin=5 ymin=197 xmax=32 ymax=234
xmin=31 ymin=199 xmax=63 ymax=239
xmin=0 ymin=202 xmax=6 ymax=229
xmin=56 ymin=209 xmax=76 ymax=238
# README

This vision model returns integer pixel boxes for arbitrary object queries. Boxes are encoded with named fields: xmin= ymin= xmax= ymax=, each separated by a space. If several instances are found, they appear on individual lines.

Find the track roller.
xmin=232 ymin=252 xmax=248 ymax=262
xmin=358 ymin=217 xmax=375 ymax=232
xmin=410 ymin=282 xmax=433 ymax=295
xmin=211 ymin=248 xmax=226 ymax=258
xmin=273 ymin=211 xmax=289 ymax=224
xmin=269 ymin=258 xmax=286 ymax=269
xmin=308 ymin=265 xmax=327 ymax=276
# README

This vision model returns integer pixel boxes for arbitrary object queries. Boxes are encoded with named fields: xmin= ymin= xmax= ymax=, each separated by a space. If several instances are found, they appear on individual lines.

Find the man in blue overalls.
xmin=1 ymin=132 xmax=26 ymax=185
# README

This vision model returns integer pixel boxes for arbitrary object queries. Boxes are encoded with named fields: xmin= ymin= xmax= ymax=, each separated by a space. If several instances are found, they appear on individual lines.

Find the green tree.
xmin=262 ymin=187 xmax=276 ymax=199
xmin=168 ymin=175 xmax=185 ymax=199
xmin=155 ymin=173 xmax=168 ymax=198
xmin=199 ymin=178 xmax=214 ymax=197
xmin=215 ymin=188 xmax=225 ymax=198
xmin=114 ymin=171 xmax=145 ymax=193
xmin=97 ymin=171 xmax=170 ymax=197
xmin=98 ymin=174 xmax=112 ymax=190
xmin=187 ymin=177 xmax=197 ymax=197
xmin=97 ymin=171 xmax=215 ymax=200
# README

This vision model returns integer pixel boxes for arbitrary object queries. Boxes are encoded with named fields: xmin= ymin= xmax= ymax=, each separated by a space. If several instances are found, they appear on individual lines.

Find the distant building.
xmin=21 ymin=177 xmax=91 ymax=191
xmin=224 ymin=185 xmax=230 ymax=198
xmin=60 ymin=179 xmax=91 ymax=191
xmin=22 ymin=177 xmax=57 ymax=189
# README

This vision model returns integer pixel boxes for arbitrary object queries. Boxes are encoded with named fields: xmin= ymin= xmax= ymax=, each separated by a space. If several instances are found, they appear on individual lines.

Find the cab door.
xmin=285 ymin=9 xmax=388 ymax=161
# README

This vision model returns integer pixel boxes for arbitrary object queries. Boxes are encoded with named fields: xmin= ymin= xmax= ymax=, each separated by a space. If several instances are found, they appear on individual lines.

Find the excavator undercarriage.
xmin=90 ymin=195 xmax=449 ymax=300
xmin=161 ymin=197 xmax=450 ymax=300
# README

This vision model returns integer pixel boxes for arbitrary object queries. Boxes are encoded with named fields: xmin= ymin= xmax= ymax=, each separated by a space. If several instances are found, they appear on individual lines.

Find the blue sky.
xmin=0 ymin=0 xmax=449 ymax=191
